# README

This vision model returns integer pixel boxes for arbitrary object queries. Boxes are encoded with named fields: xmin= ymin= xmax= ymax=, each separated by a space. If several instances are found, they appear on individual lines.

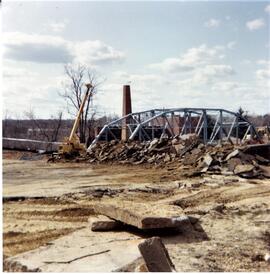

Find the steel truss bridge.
xmin=88 ymin=108 xmax=259 ymax=148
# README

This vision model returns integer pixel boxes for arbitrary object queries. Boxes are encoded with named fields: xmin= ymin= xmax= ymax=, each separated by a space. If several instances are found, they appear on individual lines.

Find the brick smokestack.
xmin=121 ymin=85 xmax=132 ymax=141
xmin=122 ymin=85 xmax=132 ymax=116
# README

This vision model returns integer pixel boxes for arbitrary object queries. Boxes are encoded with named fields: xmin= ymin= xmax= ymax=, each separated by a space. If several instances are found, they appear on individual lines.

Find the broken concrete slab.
xmin=225 ymin=149 xmax=239 ymax=161
xmin=255 ymin=154 xmax=270 ymax=164
xmin=89 ymin=215 xmax=123 ymax=231
xmin=138 ymin=236 xmax=176 ymax=272
xmin=227 ymin=158 xmax=242 ymax=171
xmin=4 ymin=228 xmax=142 ymax=272
xmin=112 ymin=257 xmax=146 ymax=272
xmin=259 ymin=165 xmax=270 ymax=178
xmin=93 ymin=201 xmax=189 ymax=230
xmin=173 ymin=143 xmax=185 ymax=154
xmin=197 ymin=153 xmax=213 ymax=173
xmin=234 ymin=164 xmax=254 ymax=175
xmin=243 ymin=143 xmax=270 ymax=160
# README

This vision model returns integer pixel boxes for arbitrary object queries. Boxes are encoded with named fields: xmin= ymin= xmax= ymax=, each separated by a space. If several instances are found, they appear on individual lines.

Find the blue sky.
xmin=2 ymin=1 xmax=270 ymax=118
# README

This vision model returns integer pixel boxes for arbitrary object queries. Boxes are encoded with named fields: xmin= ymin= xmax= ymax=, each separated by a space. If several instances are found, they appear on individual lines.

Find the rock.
xmin=179 ymin=133 xmax=196 ymax=141
xmin=227 ymin=158 xmax=242 ymax=171
xmin=225 ymin=149 xmax=239 ymax=161
xmin=171 ymin=138 xmax=180 ymax=145
xmin=198 ymin=153 xmax=213 ymax=173
xmin=112 ymin=257 xmax=146 ymax=272
xmin=255 ymin=154 xmax=270 ymax=164
xmin=211 ymin=203 xmax=226 ymax=213
xmin=243 ymin=143 xmax=270 ymax=160
xmin=188 ymin=215 xmax=199 ymax=224
xmin=4 ymin=228 xmax=142 ymax=272
xmin=191 ymin=148 xmax=202 ymax=156
xmin=135 ymin=262 xmax=148 ymax=272
xmin=198 ymin=143 xmax=205 ymax=150
xmin=148 ymin=138 xmax=159 ymax=150
xmin=203 ymin=153 xmax=213 ymax=167
xmin=182 ymin=153 xmax=198 ymax=165
xmin=238 ymin=151 xmax=255 ymax=163
xmin=93 ymin=201 xmax=189 ymax=230
xmin=234 ymin=164 xmax=254 ymax=175
xmin=264 ymin=253 xmax=270 ymax=263
xmin=89 ymin=215 xmax=122 ymax=231
xmin=173 ymin=143 xmax=185 ymax=154
xmin=224 ymin=178 xmax=239 ymax=184
xmin=138 ymin=237 xmax=176 ymax=272
xmin=259 ymin=165 xmax=270 ymax=178
xmin=164 ymin=154 xmax=171 ymax=163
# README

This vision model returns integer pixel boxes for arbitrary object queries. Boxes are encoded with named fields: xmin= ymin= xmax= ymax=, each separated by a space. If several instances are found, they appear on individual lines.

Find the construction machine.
xmin=58 ymin=83 xmax=93 ymax=156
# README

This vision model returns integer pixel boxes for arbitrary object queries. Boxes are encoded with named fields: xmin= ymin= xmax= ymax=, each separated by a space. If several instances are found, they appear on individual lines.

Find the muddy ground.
xmin=2 ymin=150 xmax=270 ymax=271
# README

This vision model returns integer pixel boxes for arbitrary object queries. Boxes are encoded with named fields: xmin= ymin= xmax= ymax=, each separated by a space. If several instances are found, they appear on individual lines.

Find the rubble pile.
xmin=180 ymin=143 xmax=270 ymax=178
xmin=87 ymin=134 xmax=199 ymax=165
xmin=86 ymin=135 xmax=270 ymax=178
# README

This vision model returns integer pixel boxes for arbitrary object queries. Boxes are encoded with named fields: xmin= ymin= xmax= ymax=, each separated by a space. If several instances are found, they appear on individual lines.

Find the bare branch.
xmin=59 ymin=63 xmax=102 ymax=143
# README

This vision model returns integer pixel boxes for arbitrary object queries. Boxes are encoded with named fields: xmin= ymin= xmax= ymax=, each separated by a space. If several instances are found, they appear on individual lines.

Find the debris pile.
xmin=87 ymin=135 xmax=270 ymax=179
xmin=181 ymin=144 xmax=270 ymax=178
xmin=87 ymin=134 xmax=200 ymax=165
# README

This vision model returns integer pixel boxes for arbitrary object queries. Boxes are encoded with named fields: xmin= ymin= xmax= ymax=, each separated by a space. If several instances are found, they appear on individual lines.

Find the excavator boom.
xmin=69 ymin=84 xmax=92 ymax=141
xmin=58 ymin=83 xmax=93 ymax=156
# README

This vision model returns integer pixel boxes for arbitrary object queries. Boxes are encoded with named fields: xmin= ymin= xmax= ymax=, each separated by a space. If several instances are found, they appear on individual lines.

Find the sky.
xmin=1 ymin=1 xmax=270 ymax=119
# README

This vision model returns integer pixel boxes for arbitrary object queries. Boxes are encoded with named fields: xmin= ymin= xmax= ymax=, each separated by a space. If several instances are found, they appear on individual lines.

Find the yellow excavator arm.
xmin=58 ymin=83 xmax=93 ymax=155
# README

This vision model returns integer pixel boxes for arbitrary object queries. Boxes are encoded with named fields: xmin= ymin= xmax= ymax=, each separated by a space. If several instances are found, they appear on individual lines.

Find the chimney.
xmin=121 ymin=85 xmax=132 ymax=141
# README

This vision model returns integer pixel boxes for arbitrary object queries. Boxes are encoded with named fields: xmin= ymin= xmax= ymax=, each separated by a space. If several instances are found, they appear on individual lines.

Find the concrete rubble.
xmin=93 ymin=201 xmax=190 ymax=230
xmin=89 ymin=215 xmax=123 ymax=231
xmin=85 ymin=135 xmax=270 ymax=179
xmin=4 ymin=228 xmax=143 ymax=272
xmin=138 ymin=237 xmax=176 ymax=272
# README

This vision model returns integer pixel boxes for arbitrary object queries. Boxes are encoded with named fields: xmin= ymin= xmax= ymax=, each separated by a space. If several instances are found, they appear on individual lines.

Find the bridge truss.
xmin=88 ymin=108 xmax=259 ymax=149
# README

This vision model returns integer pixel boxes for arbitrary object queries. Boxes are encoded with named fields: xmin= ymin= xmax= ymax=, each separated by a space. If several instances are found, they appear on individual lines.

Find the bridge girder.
xmin=88 ymin=108 xmax=259 ymax=149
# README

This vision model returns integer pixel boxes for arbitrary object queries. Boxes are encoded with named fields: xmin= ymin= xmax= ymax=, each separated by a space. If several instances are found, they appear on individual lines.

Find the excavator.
xmin=58 ymin=83 xmax=93 ymax=157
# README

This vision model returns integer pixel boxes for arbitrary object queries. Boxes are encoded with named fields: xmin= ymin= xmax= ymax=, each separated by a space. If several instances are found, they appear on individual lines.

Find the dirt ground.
xmin=2 ymin=150 xmax=270 ymax=271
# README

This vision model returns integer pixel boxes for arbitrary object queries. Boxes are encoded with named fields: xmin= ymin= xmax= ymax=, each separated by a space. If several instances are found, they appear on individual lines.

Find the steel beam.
xmin=88 ymin=107 xmax=259 ymax=149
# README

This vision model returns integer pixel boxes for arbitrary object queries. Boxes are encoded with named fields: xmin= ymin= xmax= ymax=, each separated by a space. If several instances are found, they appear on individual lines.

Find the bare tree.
xmin=24 ymin=109 xmax=63 ymax=142
xmin=59 ymin=64 xmax=102 ymax=144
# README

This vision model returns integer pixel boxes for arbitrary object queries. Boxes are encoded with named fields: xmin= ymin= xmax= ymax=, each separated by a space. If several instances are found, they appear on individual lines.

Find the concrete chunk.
xmin=234 ymin=164 xmax=254 ymax=175
xmin=225 ymin=149 xmax=239 ymax=161
xmin=89 ymin=215 xmax=122 ymax=231
xmin=138 ymin=237 xmax=176 ymax=272
xmin=5 ymin=228 xmax=142 ymax=272
xmin=93 ymin=201 xmax=189 ymax=229
xmin=259 ymin=165 xmax=270 ymax=178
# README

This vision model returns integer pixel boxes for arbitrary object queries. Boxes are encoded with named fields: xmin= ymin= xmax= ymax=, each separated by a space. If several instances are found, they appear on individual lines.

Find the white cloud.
xmin=72 ymin=40 xmax=125 ymax=65
xmin=211 ymin=81 xmax=239 ymax=92
xmin=43 ymin=20 xmax=69 ymax=32
xmin=3 ymin=66 xmax=38 ymax=79
xmin=227 ymin=41 xmax=236 ymax=50
xmin=3 ymin=32 xmax=125 ymax=65
xmin=189 ymin=65 xmax=234 ymax=87
xmin=257 ymin=59 xmax=270 ymax=66
xmin=256 ymin=68 xmax=270 ymax=81
xmin=246 ymin=18 xmax=265 ymax=31
xmin=265 ymin=4 xmax=270 ymax=13
xmin=204 ymin=18 xmax=220 ymax=28
xmin=255 ymin=59 xmax=270 ymax=89
xmin=148 ymin=57 xmax=193 ymax=73
xmin=149 ymin=44 xmax=223 ymax=73
xmin=147 ymin=44 xmax=235 ymax=99
xmin=3 ymin=32 xmax=73 ymax=63
xmin=201 ymin=64 xmax=234 ymax=77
